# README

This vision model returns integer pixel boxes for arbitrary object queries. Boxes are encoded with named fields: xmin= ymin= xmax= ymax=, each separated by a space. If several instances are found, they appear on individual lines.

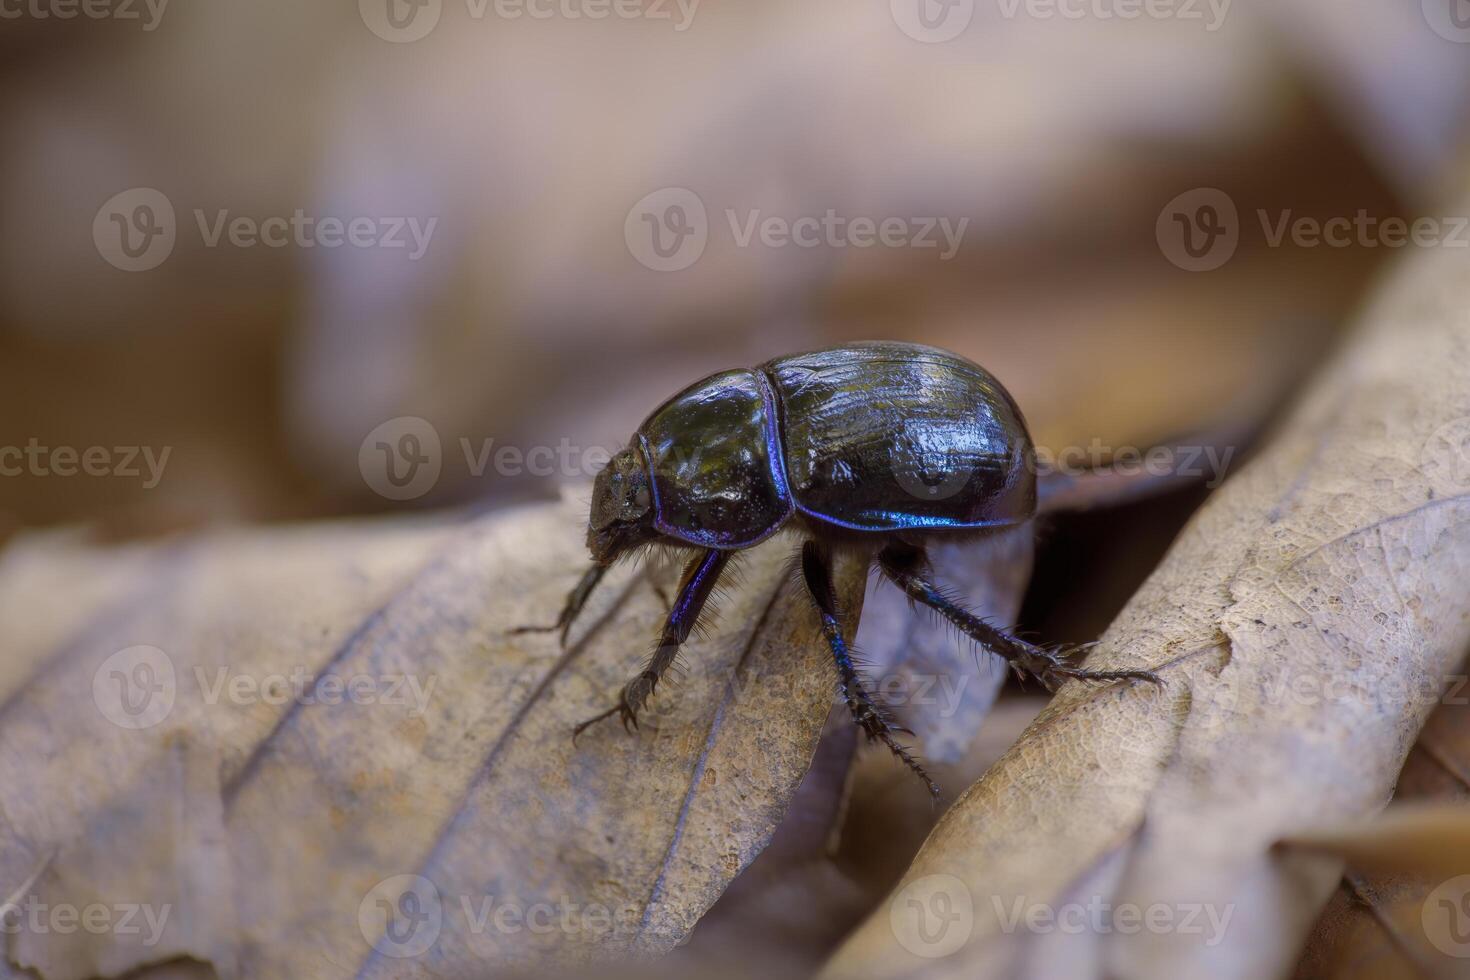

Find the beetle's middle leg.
xmin=573 ymin=548 xmax=730 ymax=739
xmin=801 ymin=540 xmax=939 ymax=797
xmin=876 ymin=541 xmax=1162 ymax=690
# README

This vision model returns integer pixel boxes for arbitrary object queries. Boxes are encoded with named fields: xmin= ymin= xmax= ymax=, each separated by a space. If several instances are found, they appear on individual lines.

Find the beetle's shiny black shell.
xmin=633 ymin=341 xmax=1035 ymax=547
xmin=765 ymin=343 xmax=1034 ymax=531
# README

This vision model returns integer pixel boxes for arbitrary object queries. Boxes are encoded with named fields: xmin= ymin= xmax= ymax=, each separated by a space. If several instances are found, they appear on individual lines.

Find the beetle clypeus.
xmin=522 ymin=341 xmax=1161 ymax=794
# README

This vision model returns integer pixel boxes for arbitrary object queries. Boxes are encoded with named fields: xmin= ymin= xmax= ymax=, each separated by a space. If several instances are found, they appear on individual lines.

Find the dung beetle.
xmin=525 ymin=341 xmax=1161 ymax=794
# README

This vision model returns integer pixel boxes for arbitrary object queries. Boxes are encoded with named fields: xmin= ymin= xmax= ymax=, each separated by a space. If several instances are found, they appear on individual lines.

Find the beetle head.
xmin=587 ymin=446 xmax=655 ymax=564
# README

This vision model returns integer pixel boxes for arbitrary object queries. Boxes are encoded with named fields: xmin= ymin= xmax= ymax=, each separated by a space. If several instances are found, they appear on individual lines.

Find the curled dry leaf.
xmin=1280 ymin=802 xmax=1470 ymax=876
xmin=1286 ymin=696 xmax=1470 ymax=979
xmin=0 ymin=498 xmax=865 ymax=979
xmin=821 ymin=208 xmax=1470 ymax=980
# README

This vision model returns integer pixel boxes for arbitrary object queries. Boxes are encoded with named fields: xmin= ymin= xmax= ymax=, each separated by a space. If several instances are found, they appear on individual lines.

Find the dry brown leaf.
xmin=0 ymin=497 xmax=866 ymax=979
xmin=820 ymin=207 xmax=1470 ymax=979
xmin=670 ymin=532 xmax=1040 ymax=976
xmin=1287 ymin=684 xmax=1470 ymax=978
xmin=1285 ymin=804 xmax=1470 ymax=980
xmin=1281 ymin=803 xmax=1470 ymax=875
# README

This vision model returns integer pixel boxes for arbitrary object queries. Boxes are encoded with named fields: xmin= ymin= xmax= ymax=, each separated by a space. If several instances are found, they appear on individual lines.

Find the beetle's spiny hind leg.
xmin=877 ymin=542 xmax=1163 ymax=692
xmin=800 ymin=540 xmax=939 ymax=797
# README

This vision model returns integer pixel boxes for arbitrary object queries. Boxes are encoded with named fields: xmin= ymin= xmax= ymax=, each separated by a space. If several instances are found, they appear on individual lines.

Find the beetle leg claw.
xmin=510 ymin=622 xmax=574 ymax=652
xmin=573 ymin=671 xmax=661 ymax=742
xmin=571 ymin=704 xmax=622 ymax=743
xmin=509 ymin=617 xmax=575 ymax=650
xmin=1014 ymin=644 xmax=1164 ymax=690
xmin=574 ymin=692 xmax=642 ymax=742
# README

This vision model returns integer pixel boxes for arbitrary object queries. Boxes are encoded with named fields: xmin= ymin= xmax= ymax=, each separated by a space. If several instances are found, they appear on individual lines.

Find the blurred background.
xmin=1 ymin=0 xmax=1469 ymax=600
xmin=4 ymin=4 xmax=1470 ymax=976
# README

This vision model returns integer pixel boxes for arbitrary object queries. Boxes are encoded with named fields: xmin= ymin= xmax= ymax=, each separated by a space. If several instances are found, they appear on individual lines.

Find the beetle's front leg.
xmin=573 ymin=549 xmax=730 ymax=740
xmin=513 ymin=562 xmax=607 ymax=648
xmin=877 ymin=542 xmax=1163 ymax=690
